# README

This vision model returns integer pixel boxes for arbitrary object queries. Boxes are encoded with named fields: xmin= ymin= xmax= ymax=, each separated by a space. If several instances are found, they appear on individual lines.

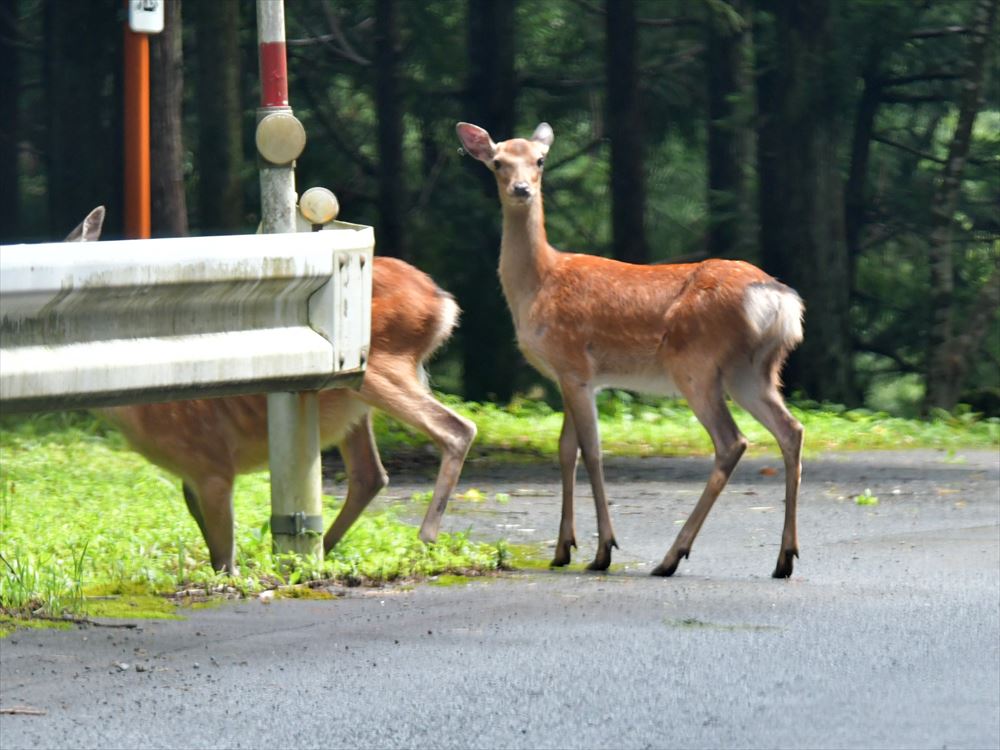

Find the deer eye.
xmin=493 ymin=160 xmax=501 ymax=170
xmin=537 ymin=158 xmax=545 ymax=168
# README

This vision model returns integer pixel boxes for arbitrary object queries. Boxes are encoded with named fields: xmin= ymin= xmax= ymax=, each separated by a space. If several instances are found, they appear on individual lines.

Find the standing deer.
xmin=66 ymin=207 xmax=476 ymax=572
xmin=456 ymin=122 xmax=804 ymax=578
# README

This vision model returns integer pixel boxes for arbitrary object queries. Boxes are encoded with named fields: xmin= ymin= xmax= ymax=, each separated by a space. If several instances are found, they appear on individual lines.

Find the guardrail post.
xmin=257 ymin=0 xmax=323 ymax=564
xmin=266 ymin=391 xmax=324 ymax=560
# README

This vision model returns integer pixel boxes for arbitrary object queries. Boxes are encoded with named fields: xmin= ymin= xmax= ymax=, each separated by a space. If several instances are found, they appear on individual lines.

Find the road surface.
xmin=2 ymin=449 xmax=997 ymax=749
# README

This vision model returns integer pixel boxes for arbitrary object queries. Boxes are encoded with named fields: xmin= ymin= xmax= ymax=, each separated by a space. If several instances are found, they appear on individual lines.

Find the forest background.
xmin=1 ymin=0 xmax=997 ymax=417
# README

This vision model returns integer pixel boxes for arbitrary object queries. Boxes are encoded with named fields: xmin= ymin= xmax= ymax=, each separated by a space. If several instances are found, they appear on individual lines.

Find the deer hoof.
xmin=650 ymin=560 xmax=677 ymax=577
xmin=551 ymin=536 xmax=577 ymax=567
xmin=586 ymin=538 xmax=617 ymax=572
xmin=772 ymin=548 xmax=798 ymax=579
xmin=551 ymin=549 xmax=572 ymax=567
xmin=651 ymin=548 xmax=687 ymax=577
xmin=418 ymin=527 xmax=439 ymax=545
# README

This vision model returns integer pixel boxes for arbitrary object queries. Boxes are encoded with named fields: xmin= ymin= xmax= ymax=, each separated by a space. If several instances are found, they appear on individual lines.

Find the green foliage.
xmin=0 ymin=413 xmax=503 ymax=619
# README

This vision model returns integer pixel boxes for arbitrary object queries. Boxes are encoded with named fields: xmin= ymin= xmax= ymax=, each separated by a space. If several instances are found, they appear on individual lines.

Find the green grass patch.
xmin=375 ymin=392 xmax=998 ymax=459
xmin=0 ymin=412 xmax=504 ymax=621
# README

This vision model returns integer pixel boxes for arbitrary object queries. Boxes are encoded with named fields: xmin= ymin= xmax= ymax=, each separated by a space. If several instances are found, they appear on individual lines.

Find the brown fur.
xmin=457 ymin=121 xmax=804 ymax=578
xmin=98 ymin=256 xmax=476 ymax=572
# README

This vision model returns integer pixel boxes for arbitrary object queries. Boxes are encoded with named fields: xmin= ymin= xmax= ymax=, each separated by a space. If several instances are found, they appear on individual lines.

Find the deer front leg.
xmin=323 ymin=413 xmax=388 ymax=554
xmin=189 ymin=475 xmax=237 ymax=573
xmin=552 ymin=408 xmax=579 ymax=567
xmin=560 ymin=379 xmax=618 ymax=571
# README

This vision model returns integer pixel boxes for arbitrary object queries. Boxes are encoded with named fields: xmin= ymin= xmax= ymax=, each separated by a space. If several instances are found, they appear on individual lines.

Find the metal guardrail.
xmin=0 ymin=224 xmax=373 ymax=413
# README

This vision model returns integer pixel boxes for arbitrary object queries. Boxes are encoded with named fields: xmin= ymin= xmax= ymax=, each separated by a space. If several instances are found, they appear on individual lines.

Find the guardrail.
xmin=0 ymin=221 xmax=373 ymax=563
xmin=0 ymin=224 xmax=372 ymax=413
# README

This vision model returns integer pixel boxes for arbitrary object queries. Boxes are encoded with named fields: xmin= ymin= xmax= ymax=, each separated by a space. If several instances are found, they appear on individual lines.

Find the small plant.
xmin=855 ymin=488 xmax=879 ymax=506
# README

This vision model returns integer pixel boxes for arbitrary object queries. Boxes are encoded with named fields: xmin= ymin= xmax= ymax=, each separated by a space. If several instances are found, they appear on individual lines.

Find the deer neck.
xmin=498 ymin=197 xmax=557 ymax=321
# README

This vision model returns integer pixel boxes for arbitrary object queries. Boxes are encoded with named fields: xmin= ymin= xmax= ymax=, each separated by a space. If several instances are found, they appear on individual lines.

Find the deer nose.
xmin=512 ymin=182 xmax=531 ymax=198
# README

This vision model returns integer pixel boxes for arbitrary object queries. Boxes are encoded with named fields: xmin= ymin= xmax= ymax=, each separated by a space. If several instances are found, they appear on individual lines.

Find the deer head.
xmin=457 ymin=122 xmax=553 ymax=208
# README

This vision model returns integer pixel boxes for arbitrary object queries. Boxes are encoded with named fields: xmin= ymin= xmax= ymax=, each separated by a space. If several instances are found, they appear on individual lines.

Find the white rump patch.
xmin=743 ymin=285 xmax=804 ymax=349
xmin=431 ymin=294 xmax=461 ymax=350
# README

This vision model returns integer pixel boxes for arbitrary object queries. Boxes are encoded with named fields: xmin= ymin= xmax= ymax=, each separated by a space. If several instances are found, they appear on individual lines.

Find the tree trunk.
xmin=461 ymin=0 xmax=519 ymax=402
xmin=44 ymin=0 xmax=120 ymax=237
xmin=195 ymin=0 xmax=243 ymax=234
xmin=0 ymin=0 xmax=20 ymax=240
xmin=150 ymin=0 xmax=188 ymax=237
xmin=705 ymin=0 xmax=754 ymax=259
xmin=605 ymin=0 xmax=648 ymax=264
xmin=374 ymin=0 xmax=406 ymax=259
xmin=924 ymin=0 xmax=998 ymax=411
xmin=757 ymin=0 xmax=855 ymax=404
xmin=843 ymin=43 xmax=884 ymax=274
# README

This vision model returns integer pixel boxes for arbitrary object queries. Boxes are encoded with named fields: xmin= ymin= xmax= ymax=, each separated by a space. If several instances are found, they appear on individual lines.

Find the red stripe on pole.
xmin=259 ymin=41 xmax=289 ymax=107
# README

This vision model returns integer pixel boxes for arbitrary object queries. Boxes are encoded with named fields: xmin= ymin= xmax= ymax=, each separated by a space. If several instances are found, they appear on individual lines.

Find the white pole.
xmin=256 ymin=0 xmax=323 ymax=563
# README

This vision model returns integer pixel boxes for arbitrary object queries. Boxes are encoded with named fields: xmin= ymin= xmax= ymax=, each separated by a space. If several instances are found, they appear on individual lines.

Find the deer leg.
xmin=182 ymin=482 xmax=209 ymax=541
xmin=560 ymin=379 xmax=617 ymax=571
xmin=552 ymin=407 xmax=580 ymax=567
xmin=323 ymin=412 xmax=388 ymax=554
xmin=728 ymin=375 xmax=804 ymax=578
xmin=653 ymin=382 xmax=746 ymax=577
xmin=190 ymin=475 xmax=237 ymax=573
xmin=359 ymin=365 xmax=477 ymax=544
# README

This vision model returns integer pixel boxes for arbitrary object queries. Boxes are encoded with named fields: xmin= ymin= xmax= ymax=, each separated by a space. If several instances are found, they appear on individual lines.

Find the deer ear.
xmin=65 ymin=206 xmax=106 ymax=242
xmin=531 ymin=122 xmax=553 ymax=153
xmin=456 ymin=122 xmax=497 ymax=163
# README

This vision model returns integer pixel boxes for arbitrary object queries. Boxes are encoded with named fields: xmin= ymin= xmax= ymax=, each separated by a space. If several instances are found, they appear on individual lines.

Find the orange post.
xmin=124 ymin=25 xmax=150 ymax=239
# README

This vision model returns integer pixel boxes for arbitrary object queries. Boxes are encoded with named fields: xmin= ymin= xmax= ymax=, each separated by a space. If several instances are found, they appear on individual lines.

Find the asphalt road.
xmin=2 ymin=449 xmax=998 ymax=750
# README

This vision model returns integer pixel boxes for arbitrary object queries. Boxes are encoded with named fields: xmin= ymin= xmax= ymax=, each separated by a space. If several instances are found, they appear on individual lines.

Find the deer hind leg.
xmin=653 ymin=376 xmax=746 ymax=577
xmin=359 ymin=363 xmax=477 ymax=544
xmin=323 ymin=412 xmax=389 ymax=554
xmin=551 ymin=407 xmax=580 ymax=567
xmin=559 ymin=378 xmax=617 ymax=571
xmin=727 ymin=366 xmax=804 ymax=578
xmin=188 ymin=475 xmax=237 ymax=573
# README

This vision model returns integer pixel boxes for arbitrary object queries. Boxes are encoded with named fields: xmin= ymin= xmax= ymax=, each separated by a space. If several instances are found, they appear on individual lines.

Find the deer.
xmin=456 ymin=122 xmax=805 ymax=578
xmin=66 ymin=207 xmax=476 ymax=573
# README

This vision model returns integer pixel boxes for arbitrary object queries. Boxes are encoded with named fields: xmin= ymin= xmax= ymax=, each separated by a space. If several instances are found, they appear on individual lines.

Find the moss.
xmin=428 ymin=574 xmax=473 ymax=587
xmin=0 ymin=615 xmax=73 ymax=637
xmin=84 ymin=595 xmax=183 ymax=620
xmin=273 ymin=585 xmax=338 ymax=600
xmin=501 ymin=542 xmax=551 ymax=571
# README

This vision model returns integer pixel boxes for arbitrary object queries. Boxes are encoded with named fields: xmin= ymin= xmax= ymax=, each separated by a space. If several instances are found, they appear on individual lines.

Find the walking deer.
xmin=456 ymin=122 xmax=805 ymax=578
xmin=66 ymin=207 xmax=476 ymax=572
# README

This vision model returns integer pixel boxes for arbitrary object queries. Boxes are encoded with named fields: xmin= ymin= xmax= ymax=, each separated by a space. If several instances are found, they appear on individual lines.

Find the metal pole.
xmin=123 ymin=22 xmax=150 ymax=239
xmin=256 ymin=0 xmax=323 ymax=563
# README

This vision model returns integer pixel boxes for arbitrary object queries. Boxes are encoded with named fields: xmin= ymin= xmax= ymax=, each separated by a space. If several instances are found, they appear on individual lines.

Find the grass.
xmin=377 ymin=391 xmax=999 ymax=459
xmin=0 ymin=411 xmax=506 ymax=622
xmin=1 ymin=395 xmax=996 ymax=624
